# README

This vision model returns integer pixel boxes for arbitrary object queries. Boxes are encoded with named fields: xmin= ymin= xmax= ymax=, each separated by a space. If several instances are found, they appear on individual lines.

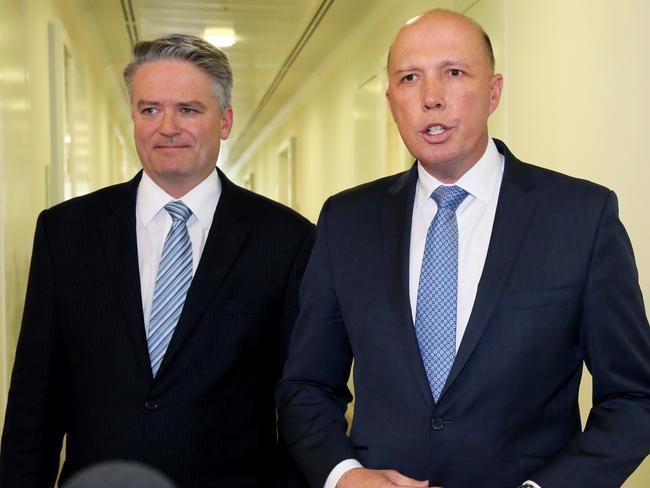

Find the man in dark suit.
xmin=0 ymin=34 xmax=313 ymax=487
xmin=277 ymin=10 xmax=650 ymax=488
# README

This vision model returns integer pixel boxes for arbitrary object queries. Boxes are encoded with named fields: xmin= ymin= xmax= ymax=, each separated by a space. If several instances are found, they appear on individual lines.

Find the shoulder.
xmin=220 ymin=174 xmax=314 ymax=239
xmin=326 ymin=168 xmax=415 ymax=213
xmin=39 ymin=178 xmax=135 ymax=224
xmin=497 ymin=139 xmax=613 ymax=209
xmin=237 ymin=185 xmax=311 ymax=226
xmin=516 ymin=161 xmax=613 ymax=215
xmin=524 ymin=161 xmax=609 ymax=193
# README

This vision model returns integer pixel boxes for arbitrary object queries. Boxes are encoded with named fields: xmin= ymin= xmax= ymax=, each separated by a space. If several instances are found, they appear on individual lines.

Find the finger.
xmin=383 ymin=469 xmax=429 ymax=486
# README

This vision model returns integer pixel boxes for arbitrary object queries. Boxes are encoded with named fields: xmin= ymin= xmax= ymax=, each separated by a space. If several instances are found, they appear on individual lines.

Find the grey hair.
xmin=123 ymin=33 xmax=233 ymax=111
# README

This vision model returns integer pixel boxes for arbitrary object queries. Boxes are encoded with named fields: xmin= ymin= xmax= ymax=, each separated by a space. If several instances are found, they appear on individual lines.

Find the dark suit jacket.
xmin=277 ymin=140 xmax=650 ymax=488
xmin=0 ymin=169 xmax=314 ymax=488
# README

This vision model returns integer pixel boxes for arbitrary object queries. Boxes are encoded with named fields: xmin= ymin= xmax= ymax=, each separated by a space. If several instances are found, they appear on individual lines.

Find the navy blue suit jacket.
xmin=1 ymin=169 xmax=314 ymax=487
xmin=277 ymin=140 xmax=650 ymax=487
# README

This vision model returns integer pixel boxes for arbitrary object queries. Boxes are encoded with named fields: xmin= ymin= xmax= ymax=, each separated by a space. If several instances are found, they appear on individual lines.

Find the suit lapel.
xmin=157 ymin=169 xmax=250 ymax=375
xmin=440 ymin=140 xmax=537 ymax=399
xmin=99 ymin=172 xmax=151 ymax=374
xmin=380 ymin=165 xmax=435 ymax=405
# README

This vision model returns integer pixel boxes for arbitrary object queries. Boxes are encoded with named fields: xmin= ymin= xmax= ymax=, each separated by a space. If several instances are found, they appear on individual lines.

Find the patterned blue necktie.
xmin=148 ymin=201 xmax=193 ymax=377
xmin=415 ymin=185 xmax=468 ymax=402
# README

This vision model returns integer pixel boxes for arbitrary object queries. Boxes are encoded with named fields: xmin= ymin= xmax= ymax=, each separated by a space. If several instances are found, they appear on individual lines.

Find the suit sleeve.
xmin=534 ymin=191 xmax=650 ymax=487
xmin=276 ymin=199 xmax=358 ymax=488
xmin=0 ymin=211 xmax=69 ymax=486
xmin=276 ymin=225 xmax=315 ymax=488
xmin=278 ymin=227 xmax=316 ymax=374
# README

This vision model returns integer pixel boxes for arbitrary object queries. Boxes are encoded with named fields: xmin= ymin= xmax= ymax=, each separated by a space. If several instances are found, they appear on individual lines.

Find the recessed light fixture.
xmin=204 ymin=27 xmax=236 ymax=48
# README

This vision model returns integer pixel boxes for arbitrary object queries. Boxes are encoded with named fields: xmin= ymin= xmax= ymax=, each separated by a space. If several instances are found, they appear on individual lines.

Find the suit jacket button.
xmin=145 ymin=400 xmax=159 ymax=411
xmin=431 ymin=418 xmax=444 ymax=430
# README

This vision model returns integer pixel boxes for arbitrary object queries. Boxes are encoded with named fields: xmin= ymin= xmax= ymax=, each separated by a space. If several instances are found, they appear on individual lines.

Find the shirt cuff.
xmin=324 ymin=459 xmax=363 ymax=488
xmin=523 ymin=481 xmax=542 ymax=488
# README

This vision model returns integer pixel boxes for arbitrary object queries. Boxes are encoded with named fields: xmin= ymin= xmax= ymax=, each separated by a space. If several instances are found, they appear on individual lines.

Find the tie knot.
xmin=431 ymin=185 xmax=468 ymax=211
xmin=165 ymin=201 xmax=192 ymax=223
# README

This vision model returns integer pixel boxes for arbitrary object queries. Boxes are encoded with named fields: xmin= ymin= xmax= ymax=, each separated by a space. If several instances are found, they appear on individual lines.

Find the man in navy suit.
xmin=277 ymin=9 xmax=650 ymax=488
xmin=1 ymin=34 xmax=313 ymax=487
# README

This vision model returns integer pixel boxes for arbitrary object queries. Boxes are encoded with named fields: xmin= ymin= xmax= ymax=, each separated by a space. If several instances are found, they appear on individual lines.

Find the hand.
xmin=337 ymin=467 xmax=441 ymax=487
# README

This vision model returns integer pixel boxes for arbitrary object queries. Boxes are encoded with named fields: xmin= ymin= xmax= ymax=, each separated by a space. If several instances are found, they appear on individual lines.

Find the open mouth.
xmin=425 ymin=124 xmax=448 ymax=135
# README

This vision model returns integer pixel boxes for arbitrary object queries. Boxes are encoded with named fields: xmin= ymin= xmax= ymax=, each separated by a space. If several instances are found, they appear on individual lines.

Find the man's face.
xmin=386 ymin=12 xmax=502 ymax=182
xmin=130 ymin=60 xmax=233 ymax=197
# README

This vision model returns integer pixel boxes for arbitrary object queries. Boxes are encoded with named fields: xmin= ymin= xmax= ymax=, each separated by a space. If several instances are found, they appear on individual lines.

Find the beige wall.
xmin=0 ymin=0 xmax=136 ymax=428
xmin=0 ymin=0 xmax=31 ymax=425
xmin=228 ymin=0 xmax=650 ymax=484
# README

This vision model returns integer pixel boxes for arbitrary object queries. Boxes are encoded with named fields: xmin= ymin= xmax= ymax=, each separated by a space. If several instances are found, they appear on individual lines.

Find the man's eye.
xmin=401 ymin=73 xmax=417 ymax=82
xmin=141 ymin=107 xmax=158 ymax=114
xmin=180 ymin=107 xmax=197 ymax=114
xmin=449 ymin=69 xmax=463 ymax=77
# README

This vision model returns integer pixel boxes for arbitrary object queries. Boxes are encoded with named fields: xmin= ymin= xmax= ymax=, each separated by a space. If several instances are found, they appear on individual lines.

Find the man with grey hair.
xmin=1 ymin=34 xmax=313 ymax=487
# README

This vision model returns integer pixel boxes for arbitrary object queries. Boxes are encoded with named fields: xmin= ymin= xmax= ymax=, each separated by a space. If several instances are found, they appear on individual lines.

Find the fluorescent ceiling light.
xmin=204 ymin=27 xmax=236 ymax=47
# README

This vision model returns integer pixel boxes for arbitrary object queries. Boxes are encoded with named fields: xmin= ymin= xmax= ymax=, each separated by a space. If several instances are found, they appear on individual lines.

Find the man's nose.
xmin=159 ymin=111 xmax=181 ymax=137
xmin=422 ymin=77 xmax=445 ymax=111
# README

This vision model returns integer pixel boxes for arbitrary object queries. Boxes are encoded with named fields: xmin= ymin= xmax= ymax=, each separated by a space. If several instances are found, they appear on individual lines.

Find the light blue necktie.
xmin=415 ymin=185 xmax=468 ymax=402
xmin=148 ymin=201 xmax=193 ymax=377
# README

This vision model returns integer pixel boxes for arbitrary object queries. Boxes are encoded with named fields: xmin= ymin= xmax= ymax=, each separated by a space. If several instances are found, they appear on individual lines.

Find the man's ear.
xmin=220 ymin=106 xmax=234 ymax=140
xmin=488 ymin=73 xmax=504 ymax=115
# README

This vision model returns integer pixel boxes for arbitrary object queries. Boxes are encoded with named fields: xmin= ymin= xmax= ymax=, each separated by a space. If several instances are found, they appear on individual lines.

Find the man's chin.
xmin=419 ymin=156 xmax=473 ymax=182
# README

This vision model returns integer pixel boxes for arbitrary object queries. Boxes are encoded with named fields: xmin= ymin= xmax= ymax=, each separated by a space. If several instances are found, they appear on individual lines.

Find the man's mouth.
xmin=425 ymin=124 xmax=448 ymax=135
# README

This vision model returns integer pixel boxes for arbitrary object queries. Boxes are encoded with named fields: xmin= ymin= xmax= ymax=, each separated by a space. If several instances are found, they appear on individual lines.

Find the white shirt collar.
xmin=415 ymin=137 xmax=503 ymax=209
xmin=137 ymin=169 xmax=222 ymax=228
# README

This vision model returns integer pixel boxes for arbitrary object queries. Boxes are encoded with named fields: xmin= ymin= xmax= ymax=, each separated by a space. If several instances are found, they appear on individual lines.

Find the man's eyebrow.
xmin=394 ymin=66 xmax=422 ymax=73
xmin=440 ymin=60 xmax=472 ymax=69
xmin=136 ymin=100 xmax=160 ymax=108
xmin=178 ymin=100 xmax=207 ymax=109
xmin=392 ymin=60 xmax=472 ymax=74
xmin=135 ymin=100 xmax=207 ymax=109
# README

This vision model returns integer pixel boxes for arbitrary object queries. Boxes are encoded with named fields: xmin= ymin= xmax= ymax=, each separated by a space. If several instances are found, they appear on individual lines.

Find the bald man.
xmin=277 ymin=9 xmax=650 ymax=488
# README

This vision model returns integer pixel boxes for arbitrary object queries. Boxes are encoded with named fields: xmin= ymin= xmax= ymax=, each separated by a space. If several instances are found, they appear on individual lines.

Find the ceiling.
xmin=86 ymin=0 xmax=376 ymax=168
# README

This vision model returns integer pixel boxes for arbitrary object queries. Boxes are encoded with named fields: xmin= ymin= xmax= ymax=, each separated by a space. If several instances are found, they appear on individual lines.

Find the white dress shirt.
xmin=409 ymin=138 xmax=503 ymax=345
xmin=325 ymin=140 xmax=539 ymax=488
xmin=136 ymin=169 xmax=221 ymax=334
